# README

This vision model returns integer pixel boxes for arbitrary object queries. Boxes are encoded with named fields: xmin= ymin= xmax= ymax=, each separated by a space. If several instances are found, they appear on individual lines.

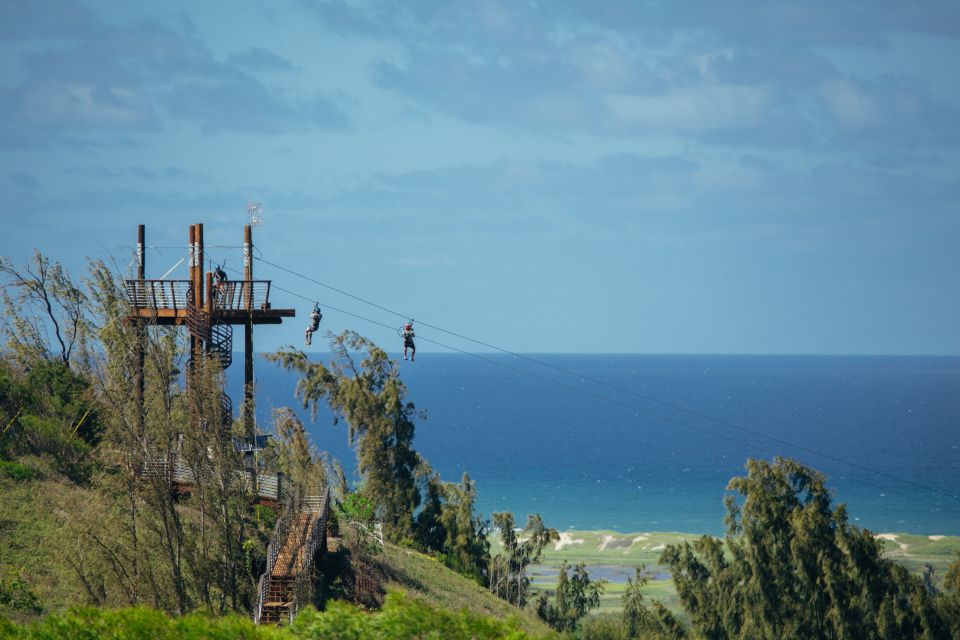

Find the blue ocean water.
xmin=228 ymin=354 xmax=960 ymax=536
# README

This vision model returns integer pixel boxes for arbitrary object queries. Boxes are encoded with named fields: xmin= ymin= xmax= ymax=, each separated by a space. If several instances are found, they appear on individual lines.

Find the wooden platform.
xmin=124 ymin=279 xmax=295 ymax=325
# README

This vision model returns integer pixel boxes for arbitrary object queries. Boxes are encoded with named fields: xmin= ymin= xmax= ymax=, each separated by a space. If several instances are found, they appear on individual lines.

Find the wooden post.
xmin=195 ymin=223 xmax=204 ymax=314
xmin=187 ymin=224 xmax=196 ymax=376
xmin=243 ymin=225 xmax=254 ymax=439
xmin=135 ymin=224 xmax=146 ymax=435
xmin=205 ymin=271 xmax=213 ymax=316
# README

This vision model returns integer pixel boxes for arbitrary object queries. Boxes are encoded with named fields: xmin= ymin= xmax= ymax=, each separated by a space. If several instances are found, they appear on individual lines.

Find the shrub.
xmin=0 ymin=460 xmax=38 ymax=481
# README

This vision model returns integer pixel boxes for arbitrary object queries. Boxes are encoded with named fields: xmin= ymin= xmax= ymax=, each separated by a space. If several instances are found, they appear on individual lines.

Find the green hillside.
xmin=0 ymin=464 xmax=102 ymax=615
xmin=0 ymin=469 xmax=553 ymax=636
xmin=378 ymin=543 xmax=552 ymax=637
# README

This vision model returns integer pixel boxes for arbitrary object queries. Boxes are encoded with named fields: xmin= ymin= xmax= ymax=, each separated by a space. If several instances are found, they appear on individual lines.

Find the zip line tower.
xmin=125 ymin=222 xmax=296 ymax=448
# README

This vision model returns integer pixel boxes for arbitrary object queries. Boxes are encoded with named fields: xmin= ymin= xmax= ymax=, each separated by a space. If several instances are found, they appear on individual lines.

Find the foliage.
xmin=939 ymin=553 xmax=960 ymax=638
xmin=661 ymin=457 xmax=953 ymax=640
xmin=0 ymin=352 xmax=99 ymax=481
xmin=535 ymin=561 xmax=605 ymax=632
xmin=0 ymin=571 xmax=42 ymax=616
xmin=26 ymin=258 xmax=269 ymax=616
xmin=0 ymin=251 xmax=90 ymax=369
xmin=338 ymin=490 xmax=378 ymax=526
xmin=0 ymin=460 xmax=38 ymax=481
xmin=0 ymin=593 xmax=549 ymax=639
xmin=618 ymin=566 xmax=687 ymax=639
xmin=438 ymin=472 xmax=490 ymax=585
xmin=375 ymin=542 xmax=553 ymax=636
xmin=268 ymin=332 xmax=424 ymax=543
xmin=265 ymin=408 xmax=327 ymax=505
xmin=489 ymin=513 xmax=558 ymax=608
xmin=290 ymin=591 xmax=546 ymax=640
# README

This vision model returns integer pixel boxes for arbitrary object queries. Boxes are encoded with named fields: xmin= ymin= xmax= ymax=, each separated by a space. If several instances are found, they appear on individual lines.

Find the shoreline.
xmin=509 ymin=529 xmax=960 ymax=613
xmin=491 ymin=529 xmax=960 ymax=585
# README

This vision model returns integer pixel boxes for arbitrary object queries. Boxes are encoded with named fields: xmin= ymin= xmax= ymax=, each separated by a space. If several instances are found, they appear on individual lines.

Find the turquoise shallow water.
xmin=229 ymin=354 xmax=960 ymax=536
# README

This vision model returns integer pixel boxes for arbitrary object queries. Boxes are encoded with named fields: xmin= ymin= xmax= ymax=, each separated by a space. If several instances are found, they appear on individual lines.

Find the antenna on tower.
xmin=247 ymin=202 xmax=264 ymax=227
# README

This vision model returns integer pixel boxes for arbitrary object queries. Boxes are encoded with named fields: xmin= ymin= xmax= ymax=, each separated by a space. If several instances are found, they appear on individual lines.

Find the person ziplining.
xmin=402 ymin=320 xmax=415 ymax=361
xmin=304 ymin=303 xmax=322 ymax=346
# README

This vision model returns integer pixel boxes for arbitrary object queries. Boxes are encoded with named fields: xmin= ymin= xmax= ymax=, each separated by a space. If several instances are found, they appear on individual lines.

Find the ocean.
xmin=228 ymin=354 xmax=960 ymax=536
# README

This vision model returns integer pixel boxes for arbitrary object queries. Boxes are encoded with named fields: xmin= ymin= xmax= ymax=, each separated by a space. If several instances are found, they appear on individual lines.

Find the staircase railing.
xmin=289 ymin=487 xmax=330 ymax=623
xmin=210 ymin=321 xmax=233 ymax=369
xmin=255 ymin=503 xmax=292 ymax=624
xmin=143 ymin=454 xmax=283 ymax=504
xmin=185 ymin=287 xmax=209 ymax=342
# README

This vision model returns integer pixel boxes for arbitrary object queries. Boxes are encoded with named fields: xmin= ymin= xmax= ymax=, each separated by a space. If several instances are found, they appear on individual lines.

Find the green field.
xmin=492 ymin=529 xmax=960 ymax=615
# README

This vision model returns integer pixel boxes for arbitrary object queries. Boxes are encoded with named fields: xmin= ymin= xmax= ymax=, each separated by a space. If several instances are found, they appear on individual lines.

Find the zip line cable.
xmin=233 ymin=265 xmax=960 ymax=518
xmin=254 ymin=255 xmax=960 ymax=506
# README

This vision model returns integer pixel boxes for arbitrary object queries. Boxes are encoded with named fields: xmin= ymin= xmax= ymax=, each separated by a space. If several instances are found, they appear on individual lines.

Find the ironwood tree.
xmin=268 ymin=331 xmax=424 ymax=543
xmin=661 ymin=457 xmax=953 ymax=640
xmin=535 ymin=561 xmax=605 ymax=632
xmin=488 ymin=512 xmax=557 ymax=607
xmin=438 ymin=472 xmax=490 ymax=585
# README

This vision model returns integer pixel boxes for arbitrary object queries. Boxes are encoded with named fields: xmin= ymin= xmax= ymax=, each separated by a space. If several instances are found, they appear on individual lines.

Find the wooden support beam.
xmin=243 ymin=224 xmax=254 ymax=439
xmin=135 ymin=224 xmax=145 ymax=436
xmin=187 ymin=224 xmax=196 ymax=381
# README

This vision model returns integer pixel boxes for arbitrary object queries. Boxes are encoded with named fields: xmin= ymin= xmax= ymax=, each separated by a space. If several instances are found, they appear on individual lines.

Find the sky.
xmin=1 ymin=1 xmax=959 ymax=355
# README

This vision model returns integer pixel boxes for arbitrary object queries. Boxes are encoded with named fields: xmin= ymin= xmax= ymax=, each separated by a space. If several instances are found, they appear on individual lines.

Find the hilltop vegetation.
xmin=0 ymin=592 xmax=551 ymax=640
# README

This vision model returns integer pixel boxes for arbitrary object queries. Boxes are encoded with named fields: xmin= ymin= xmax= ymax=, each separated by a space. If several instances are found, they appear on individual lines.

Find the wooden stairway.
xmin=257 ymin=510 xmax=323 ymax=624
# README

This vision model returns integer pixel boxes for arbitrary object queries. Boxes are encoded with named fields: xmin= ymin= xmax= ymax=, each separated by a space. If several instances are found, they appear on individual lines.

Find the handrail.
xmin=143 ymin=456 xmax=281 ymax=502
xmin=255 ymin=503 xmax=292 ymax=624
xmin=251 ymin=486 xmax=330 ymax=624
xmin=124 ymin=280 xmax=191 ymax=310
xmin=125 ymin=279 xmax=273 ymax=312
xmin=289 ymin=487 xmax=330 ymax=622
xmin=212 ymin=280 xmax=272 ymax=311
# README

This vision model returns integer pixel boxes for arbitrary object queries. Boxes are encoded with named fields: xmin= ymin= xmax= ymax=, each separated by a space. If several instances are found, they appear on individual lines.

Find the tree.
xmin=619 ymin=566 xmax=688 ymax=640
xmin=661 ymin=457 xmax=951 ymax=640
xmin=0 ymin=251 xmax=90 ymax=369
xmin=267 ymin=407 xmax=328 ymax=505
xmin=268 ymin=331 xmax=425 ymax=542
xmin=536 ymin=561 xmax=605 ymax=632
xmin=0 ymin=254 xmax=100 ymax=480
xmin=63 ymin=259 xmax=264 ymax=615
xmin=488 ymin=512 xmax=558 ymax=607
xmin=438 ymin=472 xmax=489 ymax=585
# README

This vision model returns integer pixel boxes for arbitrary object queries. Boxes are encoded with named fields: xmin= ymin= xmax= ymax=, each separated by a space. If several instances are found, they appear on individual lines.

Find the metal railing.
xmin=252 ymin=486 xmax=329 ymax=624
xmin=289 ymin=487 xmax=330 ymax=623
xmin=124 ymin=279 xmax=272 ymax=312
xmin=255 ymin=504 xmax=292 ymax=625
xmin=125 ymin=280 xmax=191 ymax=310
xmin=256 ymin=473 xmax=282 ymax=501
xmin=141 ymin=457 xmax=195 ymax=484
xmin=213 ymin=280 xmax=272 ymax=311
xmin=143 ymin=456 xmax=282 ymax=502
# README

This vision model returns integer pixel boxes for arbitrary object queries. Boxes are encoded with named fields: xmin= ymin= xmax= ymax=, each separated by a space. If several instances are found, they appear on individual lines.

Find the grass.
xmin=377 ymin=542 xmax=553 ymax=637
xmin=0 ymin=467 xmax=104 ymax=615
xmin=0 ymin=460 xmax=39 ymax=481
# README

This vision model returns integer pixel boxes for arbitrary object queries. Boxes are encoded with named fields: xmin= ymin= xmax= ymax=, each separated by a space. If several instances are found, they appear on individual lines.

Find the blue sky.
xmin=2 ymin=1 xmax=959 ymax=354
